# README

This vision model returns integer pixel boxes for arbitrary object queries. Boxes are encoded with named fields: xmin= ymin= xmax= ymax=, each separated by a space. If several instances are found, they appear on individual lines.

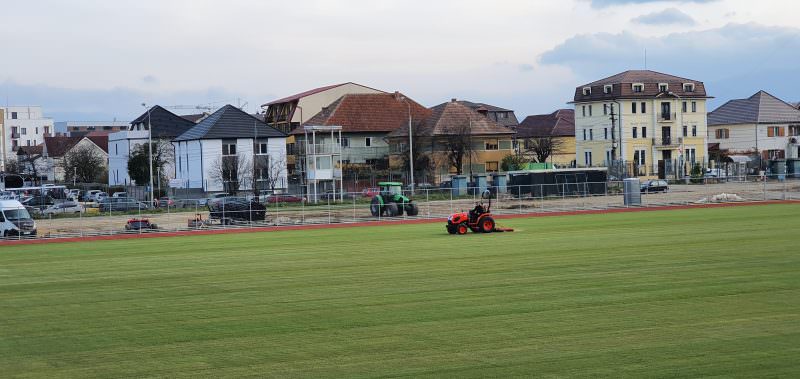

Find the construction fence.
xmin=3 ymin=175 xmax=799 ymax=242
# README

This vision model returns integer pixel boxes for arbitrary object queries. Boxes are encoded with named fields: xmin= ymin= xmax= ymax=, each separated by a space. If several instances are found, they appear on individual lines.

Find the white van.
xmin=0 ymin=200 xmax=37 ymax=237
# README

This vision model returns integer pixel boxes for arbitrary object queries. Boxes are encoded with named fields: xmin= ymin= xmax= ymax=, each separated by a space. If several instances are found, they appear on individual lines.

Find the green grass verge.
xmin=2 ymin=204 xmax=799 ymax=378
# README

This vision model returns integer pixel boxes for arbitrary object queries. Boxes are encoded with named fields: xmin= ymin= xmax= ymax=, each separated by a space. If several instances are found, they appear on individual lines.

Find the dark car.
xmin=21 ymin=195 xmax=55 ymax=208
xmin=125 ymin=218 xmax=158 ymax=231
xmin=641 ymin=180 xmax=669 ymax=193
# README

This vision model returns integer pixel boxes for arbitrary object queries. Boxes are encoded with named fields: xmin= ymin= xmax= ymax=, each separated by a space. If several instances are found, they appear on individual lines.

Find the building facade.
xmin=708 ymin=91 xmax=800 ymax=162
xmin=173 ymin=105 xmax=287 ymax=193
xmin=572 ymin=70 xmax=710 ymax=179
xmin=516 ymin=109 xmax=576 ymax=166
xmin=1 ymin=106 xmax=54 ymax=171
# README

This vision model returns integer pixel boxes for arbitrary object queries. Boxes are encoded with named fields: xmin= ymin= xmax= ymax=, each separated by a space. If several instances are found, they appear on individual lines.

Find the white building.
xmin=1 ymin=106 xmax=54 ymax=171
xmin=173 ymin=104 xmax=287 ymax=193
xmin=708 ymin=90 xmax=800 ymax=161
xmin=108 ymin=106 xmax=196 ymax=186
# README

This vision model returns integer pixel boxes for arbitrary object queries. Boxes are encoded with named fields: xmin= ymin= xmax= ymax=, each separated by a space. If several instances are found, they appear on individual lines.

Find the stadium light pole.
xmin=141 ymin=103 xmax=154 ymax=206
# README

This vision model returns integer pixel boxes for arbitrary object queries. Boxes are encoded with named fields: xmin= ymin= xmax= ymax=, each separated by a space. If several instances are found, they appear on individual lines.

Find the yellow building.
xmin=572 ymin=70 xmax=710 ymax=178
xmin=516 ymin=109 xmax=576 ymax=167
xmin=387 ymin=100 xmax=515 ymax=183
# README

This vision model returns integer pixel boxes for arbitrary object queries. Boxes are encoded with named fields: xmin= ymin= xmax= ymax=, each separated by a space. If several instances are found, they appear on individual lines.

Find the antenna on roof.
xmin=644 ymin=48 xmax=647 ymax=70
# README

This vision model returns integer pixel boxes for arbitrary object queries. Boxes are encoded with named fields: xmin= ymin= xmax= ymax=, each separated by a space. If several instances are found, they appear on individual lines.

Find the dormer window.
xmin=658 ymin=83 xmax=668 ymax=92
xmin=603 ymin=85 xmax=613 ymax=94
xmin=582 ymin=87 xmax=592 ymax=96
xmin=632 ymin=83 xmax=644 ymax=93
xmin=683 ymin=83 xmax=695 ymax=92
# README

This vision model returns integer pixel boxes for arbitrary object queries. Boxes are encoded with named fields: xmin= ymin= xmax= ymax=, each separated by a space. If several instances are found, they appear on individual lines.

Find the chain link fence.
xmin=2 ymin=175 xmax=799 ymax=242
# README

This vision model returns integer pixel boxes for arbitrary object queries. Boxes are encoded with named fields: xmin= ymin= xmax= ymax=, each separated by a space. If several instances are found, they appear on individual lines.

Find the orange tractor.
xmin=446 ymin=190 xmax=513 ymax=235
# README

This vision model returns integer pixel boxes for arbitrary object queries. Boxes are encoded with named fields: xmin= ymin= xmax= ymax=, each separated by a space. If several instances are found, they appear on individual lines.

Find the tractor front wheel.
xmin=384 ymin=203 xmax=399 ymax=217
xmin=480 ymin=217 xmax=496 ymax=233
xmin=370 ymin=196 xmax=382 ymax=217
xmin=457 ymin=222 xmax=469 ymax=235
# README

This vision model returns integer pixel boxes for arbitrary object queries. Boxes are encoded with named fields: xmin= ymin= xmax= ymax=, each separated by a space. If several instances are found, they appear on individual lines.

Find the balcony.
xmin=301 ymin=143 xmax=342 ymax=156
xmin=652 ymin=136 xmax=683 ymax=149
xmin=658 ymin=112 xmax=677 ymax=122
xmin=11 ymin=132 xmax=20 ymax=139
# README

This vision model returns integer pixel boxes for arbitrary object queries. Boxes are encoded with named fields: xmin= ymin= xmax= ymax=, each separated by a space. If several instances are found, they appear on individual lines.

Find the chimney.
xmin=394 ymin=91 xmax=401 ymax=100
xmin=476 ymin=106 xmax=489 ymax=116
xmin=451 ymin=98 xmax=457 ymax=103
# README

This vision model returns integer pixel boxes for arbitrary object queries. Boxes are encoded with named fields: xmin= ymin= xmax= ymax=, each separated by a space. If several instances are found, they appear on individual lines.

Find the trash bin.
xmin=623 ymin=178 xmax=641 ymax=206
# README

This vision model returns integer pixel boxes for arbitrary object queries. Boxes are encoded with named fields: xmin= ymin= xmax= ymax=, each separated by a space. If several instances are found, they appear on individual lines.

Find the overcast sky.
xmin=1 ymin=0 xmax=799 ymax=122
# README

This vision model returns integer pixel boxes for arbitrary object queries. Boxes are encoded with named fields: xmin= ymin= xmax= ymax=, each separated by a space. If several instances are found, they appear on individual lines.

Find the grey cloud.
xmin=142 ymin=75 xmax=158 ymax=84
xmin=539 ymin=23 xmax=800 ymax=108
xmin=632 ymin=8 xmax=695 ymax=25
xmin=588 ymin=0 xmax=716 ymax=8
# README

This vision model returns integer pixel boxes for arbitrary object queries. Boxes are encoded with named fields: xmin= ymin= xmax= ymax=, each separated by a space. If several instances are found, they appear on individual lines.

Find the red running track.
xmin=1 ymin=200 xmax=796 ymax=247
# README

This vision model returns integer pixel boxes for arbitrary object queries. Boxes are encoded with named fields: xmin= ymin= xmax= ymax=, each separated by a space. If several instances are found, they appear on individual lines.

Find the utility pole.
xmin=609 ymin=104 xmax=617 ymax=162
xmin=141 ymin=103 xmax=154 ymax=207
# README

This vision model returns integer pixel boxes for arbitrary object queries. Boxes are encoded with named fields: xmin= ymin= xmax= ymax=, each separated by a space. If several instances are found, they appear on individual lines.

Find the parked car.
xmin=124 ymin=218 xmax=158 ymax=231
xmin=95 ymin=192 xmax=109 ymax=202
xmin=640 ymin=180 xmax=669 ymax=193
xmin=202 ymin=193 xmax=230 ymax=206
xmin=264 ymin=194 xmax=305 ymax=203
xmin=158 ymin=197 xmax=176 ymax=207
xmin=99 ymin=197 xmax=148 ymax=212
xmin=21 ymin=195 xmax=55 ymax=209
xmin=41 ymin=201 xmax=85 ymax=215
xmin=112 ymin=192 xmax=127 ymax=198
xmin=0 ymin=200 xmax=37 ymax=237
xmin=82 ymin=190 xmax=101 ymax=202
xmin=67 ymin=189 xmax=81 ymax=201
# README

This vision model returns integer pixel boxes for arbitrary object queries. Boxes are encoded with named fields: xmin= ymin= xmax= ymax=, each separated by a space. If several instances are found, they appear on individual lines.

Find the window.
xmin=641 ymin=102 xmax=646 ymax=114
xmin=365 ymin=137 xmax=372 ymax=147
xmin=604 ymin=85 xmax=613 ymax=94
xmin=682 ymin=125 xmax=688 ymax=137
xmin=767 ymin=149 xmax=785 ymax=160
xmin=603 ymin=104 xmax=608 ymax=115
xmin=685 ymin=148 xmax=696 ymax=163
xmin=315 ymin=156 xmax=332 ymax=169
xmin=682 ymin=101 xmax=687 ymax=113
xmin=604 ymin=128 xmax=608 ymax=140
xmin=35 ymin=127 xmax=38 ymax=134
xmin=632 ymin=84 xmax=644 ymax=93
xmin=642 ymin=127 xmax=647 ymax=138
xmin=588 ymin=105 xmax=593 ymax=117
xmin=115 ymin=143 xmax=118 ymax=155
xmin=27 ymin=140 xmax=31 ymax=146
xmin=589 ymin=129 xmax=593 ymax=140
xmin=582 ymin=105 xmax=586 ymax=117
xmin=659 ymin=83 xmax=668 ymax=92
xmin=683 ymin=83 xmax=695 ymax=92
xmin=634 ymin=149 xmax=646 ymax=166
xmin=485 ymin=139 xmax=499 ymax=150
xmin=501 ymin=112 xmax=508 ymax=119
xmin=715 ymin=129 xmax=730 ymax=139
xmin=254 ymin=141 xmax=268 ymax=154
xmin=582 ymin=87 xmax=591 ymax=96
xmin=633 ymin=127 xmax=638 ymax=138
xmin=340 ymin=137 xmax=350 ymax=147
xmin=767 ymin=126 xmax=785 ymax=137
xmin=222 ymin=140 xmax=237 ymax=155
xmin=691 ymin=101 xmax=697 ymax=112
xmin=692 ymin=125 xmax=697 ymax=137
xmin=21 ymin=128 xmax=27 ymax=135
xmin=789 ymin=125 xmax=800 ymax=136
xmin=606 ymin=150 xmax=612 ymax=164
xmin=583 ymin=129 xmax=587 ymax=141
xmin=43 ymin=126 xmax=49 ymax=135
xmin=584 ymin=151 xmax=593 ymax=166
xmin=11 ymin=112 xmax=17 ymax=119
xmin=631 ymin=102 xmax=637 ymax=114
xmin=486 ymin=161 xmax=499 ymax=172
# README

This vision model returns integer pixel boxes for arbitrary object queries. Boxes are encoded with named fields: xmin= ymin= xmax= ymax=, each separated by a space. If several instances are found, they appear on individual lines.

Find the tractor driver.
xmin=471 ymin=202 xmax=485 ymax=220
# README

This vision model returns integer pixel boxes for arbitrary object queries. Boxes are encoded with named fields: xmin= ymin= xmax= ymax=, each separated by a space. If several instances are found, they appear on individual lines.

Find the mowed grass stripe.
xmin=1 ymin=204 xmax=799 ymax=378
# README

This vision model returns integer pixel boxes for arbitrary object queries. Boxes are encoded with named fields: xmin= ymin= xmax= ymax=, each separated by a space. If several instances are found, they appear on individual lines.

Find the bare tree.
xmin=440 ymin=122 xmax=474 ymax=175
xmin=524 ymin=137 xmax=563 ymax=164
xmin=17 ymin=151 xmax=45 ymax=182
xmin=4 ymin=157 xmax=21 ymax=174
xmin=209 ymin=153 xmax=252 ymax=194
xmin=261 ymin=156 xmax=287 ymax=193
xmin=398 ymin=122 xmax=434 ymax=182
xmin=63 ymin=146 xmax=107 ymax=183
xmin=127 ymin=139 xmax=174 ymax=187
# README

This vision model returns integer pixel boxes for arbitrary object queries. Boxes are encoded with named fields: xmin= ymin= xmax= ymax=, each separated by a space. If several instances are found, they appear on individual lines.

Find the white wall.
xmin=294 ymin=83 xmax=383 ymax=123
xmin=1 ymin=106 xmax=54 ymax=170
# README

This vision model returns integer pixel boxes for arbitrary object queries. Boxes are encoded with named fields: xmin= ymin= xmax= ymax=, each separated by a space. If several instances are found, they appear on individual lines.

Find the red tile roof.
xmin=389 ymin=100 xmax=514 ymax=138
xmin=43 ymin=135 xmax=108 ymax=157
xmin=293 ymin=92 xmax=431 ymax=135
xmin=517 ymin=109 xmax=575 ymax=138
xmin=86 ymin=135 xmax=109 ymax=153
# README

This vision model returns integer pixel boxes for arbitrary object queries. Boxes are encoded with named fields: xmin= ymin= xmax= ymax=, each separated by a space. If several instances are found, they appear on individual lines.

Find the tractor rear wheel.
xmin=384 ymin=203 xmax=399 ymax=217
xmin=457 ymin=222 xmax=469 ymax=235
xmin=395 ymin=202 xmax=404 ymax=216
xmin=370 ymin=196 xmax=382 ymax=217
xmin=447 ymin=224 xmax=457 ymax=234
xmin=405 ymin=203 xmax=419 ymax=216
xmin=480 ymin=217 xmax=495 ymax=233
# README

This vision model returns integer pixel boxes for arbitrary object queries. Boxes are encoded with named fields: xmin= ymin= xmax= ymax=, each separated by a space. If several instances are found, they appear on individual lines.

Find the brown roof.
xmin=389 ymin=100 xmax=514 ymax=138
xmin=86 ymin=135 xmax=109 ymax=153
xmin=573 ymin=70 xmax=708 ymax=102
xmin=292 ymin=92 xmax=431 ymax=135
xmin=16 ymin=145 xmax=43 ymax=156
xmin=517 ymin=109 xmax=575 ymax=138
xmin=43 ymin=135 xmax=108 ymax=157
xmin=263 ymin=82 xmax=385 ymax=107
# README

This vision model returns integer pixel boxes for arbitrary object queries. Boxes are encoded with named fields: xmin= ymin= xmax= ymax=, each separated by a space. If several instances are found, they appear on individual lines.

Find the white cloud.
xmin=632 ymin=8 xmax=696 ymax=25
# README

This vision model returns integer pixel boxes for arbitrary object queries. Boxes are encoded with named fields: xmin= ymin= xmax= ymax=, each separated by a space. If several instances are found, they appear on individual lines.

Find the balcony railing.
xmin=652 ymin=136 xmax=682 ymax=148
xmin=302 ymin=143 xmax=342 ymax=156
xmin=11 ymin=132 xmax=20 ymax=139
xmin=658 ymin=112 xmax=677 ymax=122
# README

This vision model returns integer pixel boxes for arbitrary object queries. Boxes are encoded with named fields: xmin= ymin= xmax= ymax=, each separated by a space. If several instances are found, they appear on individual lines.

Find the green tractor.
xmin=370 ymin=182 xmax=419 ymax=217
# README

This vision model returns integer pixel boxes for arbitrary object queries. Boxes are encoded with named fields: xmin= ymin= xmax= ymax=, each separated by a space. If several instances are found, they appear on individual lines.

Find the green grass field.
xmin=2 ymin=204 xmax=799 ymax=378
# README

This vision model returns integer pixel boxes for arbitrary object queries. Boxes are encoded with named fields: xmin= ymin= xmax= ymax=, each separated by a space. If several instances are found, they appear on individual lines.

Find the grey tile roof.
xmin=174 ymin=104 xmax=286 ymax=141
xmin=708 ymin=91 xmax=800 ymax=125
xmin=433 ymin=99 xmax=519 ymax=127
xmin=517 ymin=109 xmax=575 ymax=138
xmin=130 ymin=105 xmax=197 ymax=138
